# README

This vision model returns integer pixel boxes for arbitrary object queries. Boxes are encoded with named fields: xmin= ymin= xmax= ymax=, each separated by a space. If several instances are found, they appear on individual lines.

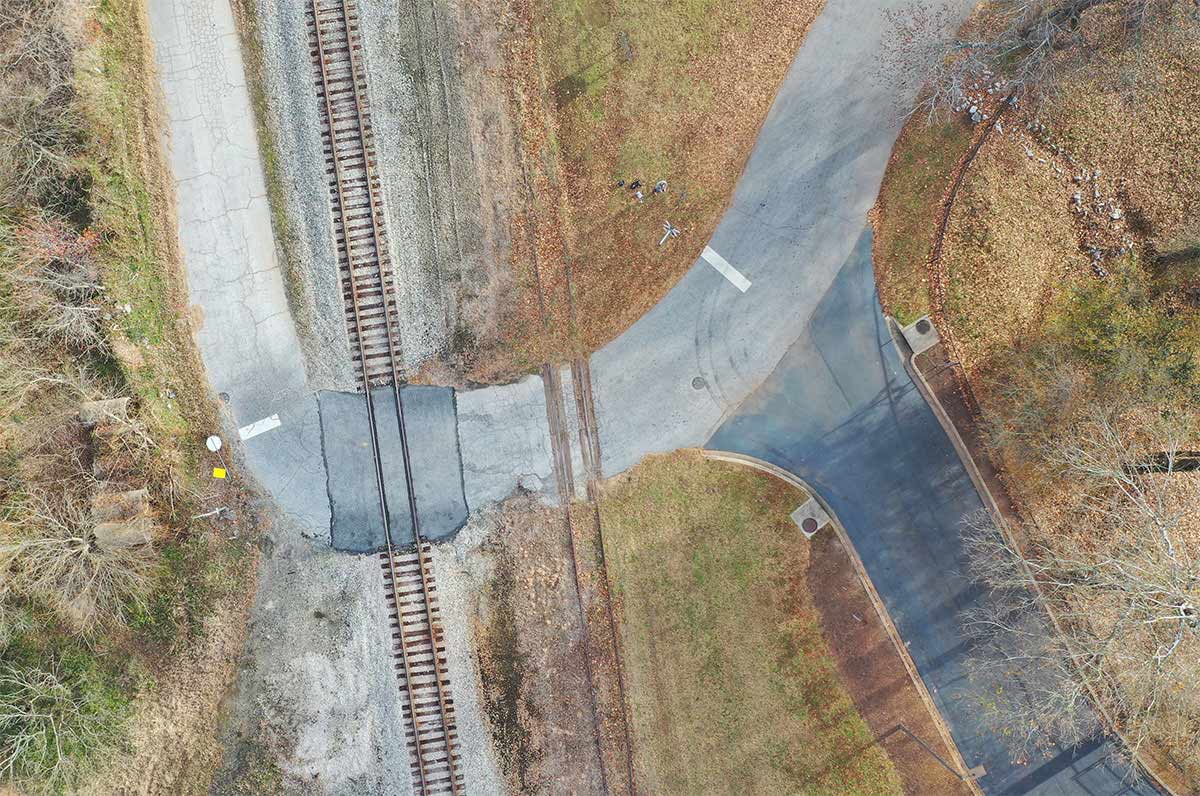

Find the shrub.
xmin=1056 ymin=259 xmax=1200 ymax=398
xmin=2 ymin=214 xmax=106 ymax=354
xmin=0 ymin=651 xmax=127 ymax=791
xmin=0 ymin=490 xmax=154 ymax=634
xmin=0 ymin=0 xmax=87 ymax=211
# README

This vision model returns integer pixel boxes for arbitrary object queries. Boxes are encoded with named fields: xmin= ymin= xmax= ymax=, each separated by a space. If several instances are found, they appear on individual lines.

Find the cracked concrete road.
xmin=148 ymin=0 xmax=330 ymax=540
xmin=147 ymin=0 xmax=1166 ymax=789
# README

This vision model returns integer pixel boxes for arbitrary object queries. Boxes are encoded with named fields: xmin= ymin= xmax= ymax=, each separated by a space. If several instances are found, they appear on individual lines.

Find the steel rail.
xmin=309 ymin=5 xmax=430 ymax=794
xmin=311 ymin=2 xmax=460 ymax=791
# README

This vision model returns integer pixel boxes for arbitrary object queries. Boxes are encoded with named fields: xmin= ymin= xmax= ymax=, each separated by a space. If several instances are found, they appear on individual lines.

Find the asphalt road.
xmin=582 ymin=1 xmax=1162 ymax=793
xmin=707 ymin=229 xmax=1158 ymax=795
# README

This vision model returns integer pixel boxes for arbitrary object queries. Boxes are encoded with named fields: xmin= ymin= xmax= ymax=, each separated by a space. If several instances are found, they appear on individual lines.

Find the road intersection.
xmin=148 ymin=0 xmax=1164 ymax=789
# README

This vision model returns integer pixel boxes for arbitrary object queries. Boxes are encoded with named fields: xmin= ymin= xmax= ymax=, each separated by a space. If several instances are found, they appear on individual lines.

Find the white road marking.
xmin=238 ymin=413 xmax=281 ymax=441
xmin=701 ymin=246 xmax=751 ymax=292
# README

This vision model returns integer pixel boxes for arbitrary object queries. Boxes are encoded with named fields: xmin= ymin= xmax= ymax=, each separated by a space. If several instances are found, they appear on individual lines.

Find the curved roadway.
xmin=585 ymin=1 xmax=1162 ymax=794
xmin=148 ymin=0 xmax=1166 ymax=788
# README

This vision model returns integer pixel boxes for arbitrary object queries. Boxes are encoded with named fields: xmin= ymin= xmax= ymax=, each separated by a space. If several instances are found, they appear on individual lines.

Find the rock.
xmin=80 ymin=397 xmax=131 ymax=427
xmin=94 ymin=516 xmax=154 ymax=550
xmin=971 ymin=111 xmax=983 ymax=123
xmin=1111 ymin=209 xmax=1123 ymax=220
xmin=111 ymin=337 xmax=144 ymax=369
xmin=91 ymin=488 xmax=150 ymax=523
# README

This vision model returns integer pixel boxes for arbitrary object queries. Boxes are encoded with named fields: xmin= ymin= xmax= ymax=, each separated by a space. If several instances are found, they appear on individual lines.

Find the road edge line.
xmin=886 ymin=317 xmax=1178 ymax=796
xmin=700 ymin=449 xmax=986 ymax=796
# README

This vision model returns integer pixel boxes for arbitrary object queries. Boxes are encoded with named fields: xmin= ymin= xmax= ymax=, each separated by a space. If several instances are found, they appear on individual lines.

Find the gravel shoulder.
xmin=212 ymin=521 xmax=413 ymax=794
xmin=238 ymin=0 xmax=512 ymax=386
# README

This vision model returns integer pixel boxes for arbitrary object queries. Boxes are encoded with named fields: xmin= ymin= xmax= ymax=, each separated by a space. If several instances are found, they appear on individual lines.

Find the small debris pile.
xmin=953 ymin=74 xmax=1008 ymax=124
xmin=1016 ymin=117 xmax=1134 ymax=278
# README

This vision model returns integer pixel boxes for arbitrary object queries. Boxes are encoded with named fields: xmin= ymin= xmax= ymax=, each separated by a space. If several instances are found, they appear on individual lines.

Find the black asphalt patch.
xmin=320 ymin=386 xmax=468 ymax=553
xmin=707 ymin=227 xmax=1159 ymax=796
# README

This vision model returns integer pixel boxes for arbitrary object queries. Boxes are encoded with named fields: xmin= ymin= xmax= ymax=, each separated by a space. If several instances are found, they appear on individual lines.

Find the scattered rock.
xmin=94 ymin=516 xmax=155 ymax=550
xmin=80 ymin=397 xmax=131 ymax=427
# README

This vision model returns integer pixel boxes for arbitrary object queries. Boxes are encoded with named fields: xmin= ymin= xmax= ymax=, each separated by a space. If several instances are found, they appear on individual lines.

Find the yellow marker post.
xmin=213 ymin=467 xmax=227 ymax=479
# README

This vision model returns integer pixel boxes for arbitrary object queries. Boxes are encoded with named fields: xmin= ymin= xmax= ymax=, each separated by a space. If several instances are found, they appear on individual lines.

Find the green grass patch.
xmin=544 ymin=0 xmax=725 ymax=183
xmin=76 ymin=0 xmax=208 ymax=472
xmin=874 ymin=118 xmax=972 ymax=325
xmin=1 ymin=628 xmax=132 ymax=792
xmin=128 ymin=532 xmax=253 ymax=651
xmin=600 ymin=452 xmax=902 ymax=795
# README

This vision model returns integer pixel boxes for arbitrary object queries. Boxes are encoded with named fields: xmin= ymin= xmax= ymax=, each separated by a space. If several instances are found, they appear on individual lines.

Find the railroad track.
xmin=309 ymin=0 xmax=400 ymax=387
xmin=308 ymin=1 xmax=462 ymax=792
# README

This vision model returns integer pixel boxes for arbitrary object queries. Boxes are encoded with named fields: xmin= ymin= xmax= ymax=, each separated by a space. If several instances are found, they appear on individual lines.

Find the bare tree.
xmin=963 ymin=413 xmax=1200 ymax=768
xmin=883 ymin=0 xmax=1192 ymax=120
xmin=0 ymin=489 xmax=154 ymax=634
xmin=2 ymin=214 xmax=106 ymax=353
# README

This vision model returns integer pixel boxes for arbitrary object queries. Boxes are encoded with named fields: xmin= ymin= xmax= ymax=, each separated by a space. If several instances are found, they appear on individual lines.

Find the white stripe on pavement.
xmin=238 ymin=413 xmax=281 ymax=441
xmin=701 ymin=246 xmax=751 ymax=292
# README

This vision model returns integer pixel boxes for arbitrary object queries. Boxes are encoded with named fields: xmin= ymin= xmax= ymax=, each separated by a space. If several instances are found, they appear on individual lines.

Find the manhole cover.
xmin=915 ymin=318 xmax=932 ymax=335
xmin=802 ymin=517 xmax=819 ymax=534
xmin=691 ymin=376 xmax=707 ymax=390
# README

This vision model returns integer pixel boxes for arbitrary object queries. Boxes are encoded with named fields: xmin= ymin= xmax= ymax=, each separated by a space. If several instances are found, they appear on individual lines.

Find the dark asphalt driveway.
xmin=707 ymin=227 xmax=1160 ymax=796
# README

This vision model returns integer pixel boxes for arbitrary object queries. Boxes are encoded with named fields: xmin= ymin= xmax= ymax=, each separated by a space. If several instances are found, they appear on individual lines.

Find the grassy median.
xmin=600 ymin=452 xmax=902 ymax=795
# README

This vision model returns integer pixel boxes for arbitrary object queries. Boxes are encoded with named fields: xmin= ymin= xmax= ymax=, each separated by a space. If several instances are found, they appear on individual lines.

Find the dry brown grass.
xmin=1045 ymin=18 xmax=1200 ymax=248
xmin=470 ymin=0 xmax=824 ymax=380
xmin=599 ymin=451 xmax=902 ymax=795
xmin=939 ymin=132 xmax=1089 ymax=375
xmin=472 ymin=496 xmax=609 ymax=793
